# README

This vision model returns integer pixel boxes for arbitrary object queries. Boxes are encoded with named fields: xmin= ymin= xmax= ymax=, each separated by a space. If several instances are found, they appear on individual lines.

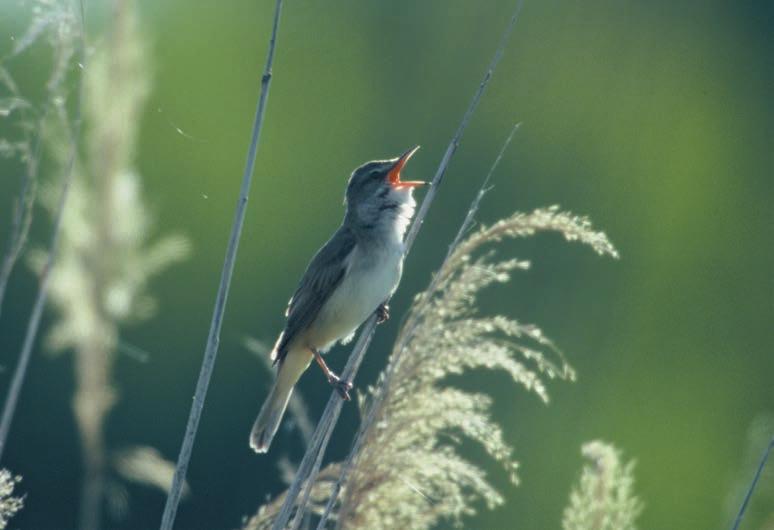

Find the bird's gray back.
xmin=273 ymin=226 xmax=356 ymax=364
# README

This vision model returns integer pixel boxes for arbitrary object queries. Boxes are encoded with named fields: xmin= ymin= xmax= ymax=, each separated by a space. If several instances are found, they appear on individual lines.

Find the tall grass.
xmin=244 ymin=195 xmax=622 ymax=529
xmin=331 ymin=206 xmax=616 ymax=530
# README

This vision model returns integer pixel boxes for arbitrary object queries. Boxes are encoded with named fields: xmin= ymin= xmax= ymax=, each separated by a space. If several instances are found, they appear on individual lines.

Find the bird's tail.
xmin=249 ymin=378 xmax=292 ymax=453
xmin=250 ymin=347 xmax=310 ymax=453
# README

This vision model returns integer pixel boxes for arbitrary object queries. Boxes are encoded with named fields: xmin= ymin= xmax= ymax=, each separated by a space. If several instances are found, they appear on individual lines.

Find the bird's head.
xmin=344 ymin=146 xmax=424 ymax=233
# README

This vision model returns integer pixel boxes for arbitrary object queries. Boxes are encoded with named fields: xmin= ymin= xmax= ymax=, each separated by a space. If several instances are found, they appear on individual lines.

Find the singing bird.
xmin=250 ymin=147 xmax=425 ymax=453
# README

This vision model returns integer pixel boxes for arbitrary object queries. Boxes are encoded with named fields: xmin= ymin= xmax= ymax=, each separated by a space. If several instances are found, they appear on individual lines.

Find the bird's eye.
xmin=369 ymin=170 xmax=382 ymax=180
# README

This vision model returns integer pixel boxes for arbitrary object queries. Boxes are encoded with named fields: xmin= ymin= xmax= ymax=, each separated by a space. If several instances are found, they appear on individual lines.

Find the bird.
xmin=250 ymin=146 xmax=425 ymax=453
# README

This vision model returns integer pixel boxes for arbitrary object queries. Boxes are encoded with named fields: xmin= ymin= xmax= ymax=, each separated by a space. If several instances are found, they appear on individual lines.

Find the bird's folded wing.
xmin=273 ymin=226 xmax=356 ymax=364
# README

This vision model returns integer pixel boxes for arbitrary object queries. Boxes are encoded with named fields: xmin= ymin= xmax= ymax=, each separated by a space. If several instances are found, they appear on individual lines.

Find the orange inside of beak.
xmin=388 ymin=146 xmax=425 ymax=189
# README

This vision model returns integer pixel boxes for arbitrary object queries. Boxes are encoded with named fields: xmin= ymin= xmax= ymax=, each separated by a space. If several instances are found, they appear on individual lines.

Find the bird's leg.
xmin=375 ymin=302 xmax=390 ymax=324
xmin=311 ymin=348 xmax=352 ymax=400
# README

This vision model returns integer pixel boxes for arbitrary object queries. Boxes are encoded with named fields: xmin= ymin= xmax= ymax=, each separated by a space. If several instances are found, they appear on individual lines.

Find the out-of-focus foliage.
xmin=7 ymin=0 xmax=77 ymax=81
xmin=34 ymin=1 xmax=188 ymax=355
xmin=562 ymin=441 xmax=642 ymax=530
xmin=22 ymin=1 xmax=187 ymax=529
xmin=0 ymin=0 xmax=78 ymax=315
xmin=112 ymin=445 xmax=189 ymax=497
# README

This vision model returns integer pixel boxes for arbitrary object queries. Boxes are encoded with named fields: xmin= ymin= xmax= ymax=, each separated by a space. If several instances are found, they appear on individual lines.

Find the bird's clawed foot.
xmin=312 ymin=347 xmax=353 ymax=400
xmin=327 ymin=373 xmax=353 ymax=400
xmin=376 ymin=302 xmax=390 ymax=324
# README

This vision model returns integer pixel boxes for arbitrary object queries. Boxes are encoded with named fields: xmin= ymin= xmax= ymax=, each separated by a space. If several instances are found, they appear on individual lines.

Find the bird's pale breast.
xmin=307 ymin=240 xmax=403 ymax=351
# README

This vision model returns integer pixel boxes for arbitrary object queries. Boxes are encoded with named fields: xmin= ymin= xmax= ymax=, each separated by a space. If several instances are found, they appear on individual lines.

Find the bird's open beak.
xmin=388 ymin=146 xmax=425 ymax=189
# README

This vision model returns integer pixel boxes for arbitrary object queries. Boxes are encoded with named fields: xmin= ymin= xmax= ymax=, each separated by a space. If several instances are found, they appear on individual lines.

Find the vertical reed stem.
xmin=159 ymin=1 xmax=285 ymax=528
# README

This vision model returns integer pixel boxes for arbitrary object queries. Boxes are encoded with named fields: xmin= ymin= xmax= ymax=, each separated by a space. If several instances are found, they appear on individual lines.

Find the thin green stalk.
xmin=159 ymin=1 xmax=284 ymax=528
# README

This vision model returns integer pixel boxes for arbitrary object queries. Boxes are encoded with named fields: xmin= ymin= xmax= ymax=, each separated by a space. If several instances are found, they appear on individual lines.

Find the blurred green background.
xmin=1 ymin=0 xmax=773 ymax=529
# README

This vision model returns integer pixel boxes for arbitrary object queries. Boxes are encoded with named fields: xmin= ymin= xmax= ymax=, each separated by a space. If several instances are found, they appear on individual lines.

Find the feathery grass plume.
xmin=0 ymin=0 xmax=79 ymax=316
xmin=29 ymin=1 xmax=188 ymax=529
xmin=330 ymin=208 xmax=616 ymax=530
xmin=250 ymin=202 xmax=618 ymax=530
xmin=0 ymin=469 xmax=23 ymax=530
xmin=242 ymin=464 xmax=342 ymax=530
xmin=562 ymin=441 xmax=643 ymax=530
xmin=725 ymin=414 xmax=774 ymax=530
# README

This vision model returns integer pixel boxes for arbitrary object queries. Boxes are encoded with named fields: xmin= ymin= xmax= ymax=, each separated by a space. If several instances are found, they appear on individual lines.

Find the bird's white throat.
xmin=378 ymin=187 xmax=417 ymax=245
